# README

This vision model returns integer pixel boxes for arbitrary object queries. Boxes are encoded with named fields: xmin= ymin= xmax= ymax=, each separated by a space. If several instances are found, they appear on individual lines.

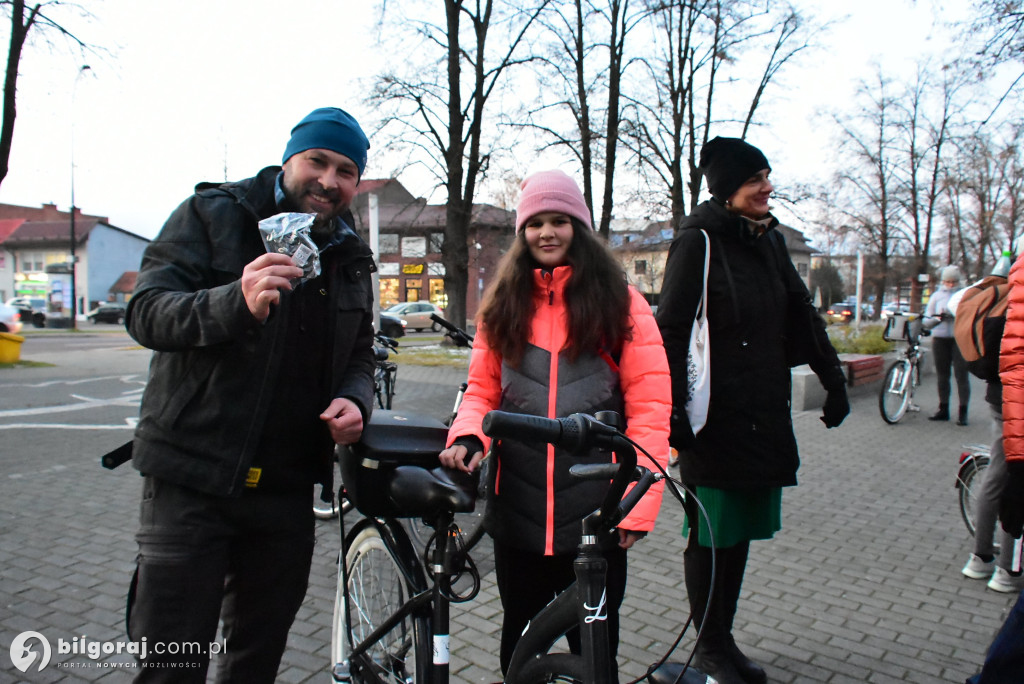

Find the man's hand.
xmin=320 ymin=397 xmax=364 ymax=445
xmin=439 ymin=444 xmax=484 ymax=473
xmin=241 ymin=253 xmax=303 ymax=323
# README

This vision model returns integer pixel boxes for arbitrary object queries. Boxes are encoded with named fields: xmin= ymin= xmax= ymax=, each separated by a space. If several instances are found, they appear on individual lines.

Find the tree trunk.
xmin=0 ymin=1 xmax=36 ymax=190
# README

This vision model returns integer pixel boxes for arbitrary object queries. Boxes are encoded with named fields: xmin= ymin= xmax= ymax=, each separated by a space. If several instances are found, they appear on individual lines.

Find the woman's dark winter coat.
xmin=657 ymin=199 xmax=845 ymax=489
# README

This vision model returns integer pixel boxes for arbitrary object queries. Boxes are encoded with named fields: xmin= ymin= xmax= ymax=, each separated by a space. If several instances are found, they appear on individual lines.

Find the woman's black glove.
xmin=668 ymin=409 xmax=696 ymax=450
xmin=999 ymin=462 xmax=1024 ymax=538
xmin=820 ymin=387 xmax=850 ymax=428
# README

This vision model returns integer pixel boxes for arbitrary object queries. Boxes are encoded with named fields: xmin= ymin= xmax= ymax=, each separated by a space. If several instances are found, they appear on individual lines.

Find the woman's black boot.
xmin=684 ymin=545 xmax=746 ymax=684
xmin=929 ymin=404 xmax=949 ymax=421
xmin=957 ymin=405 xmax=969 ymax=426
xmin=719 ymin=543 xmax=768 ymax=684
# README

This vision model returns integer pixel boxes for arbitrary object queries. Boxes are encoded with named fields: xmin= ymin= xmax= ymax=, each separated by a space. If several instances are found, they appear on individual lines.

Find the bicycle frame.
xmin=332 ymin=408 xmax=482 ymax=684
xmin=483 ymin=410 xmax=709 ymax=684
xmin=335 ymin=512 xmax=455 ymax=683
xmin=334 ymin=503 xmax=482 ymax=683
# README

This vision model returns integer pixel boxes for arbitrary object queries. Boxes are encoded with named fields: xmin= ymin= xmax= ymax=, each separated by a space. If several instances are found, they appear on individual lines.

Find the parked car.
xmin=86 ymin=302 xmax=127 ymax=324
xmin=0 ymin=303 xmax=23 ymax=334
xmin=378 ymin=311 xmax=406 ymax=339
xmin=384 ymin=301 xmax=446 ymax=332
xmin=825 ymin=301 xmax=856 ymax=324
xmin=5 ymin=296 xmax=46 ymax=328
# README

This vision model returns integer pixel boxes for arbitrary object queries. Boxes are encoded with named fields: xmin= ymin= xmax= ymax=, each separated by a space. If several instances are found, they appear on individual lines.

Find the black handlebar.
xmin=430 ymin=313 xmax=474 ymax=348
xmin=375 ymin=332 xmax=399 ymax=350
xmin=482 ymin=410 xmax=639 ymax=533
xmin=482 ymin=411 xmax=623 ymax=455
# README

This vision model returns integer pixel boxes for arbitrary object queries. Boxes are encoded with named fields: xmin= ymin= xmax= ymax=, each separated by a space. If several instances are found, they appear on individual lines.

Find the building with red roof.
xmin=348 ymin=179 xmax=515 ymax=319
xmin=0 ymin=203 xmax=149 ymax=320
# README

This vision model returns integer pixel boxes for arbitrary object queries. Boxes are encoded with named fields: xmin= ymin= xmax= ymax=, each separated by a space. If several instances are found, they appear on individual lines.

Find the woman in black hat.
xmin=657 ymin=137 xmax=849 ymax=684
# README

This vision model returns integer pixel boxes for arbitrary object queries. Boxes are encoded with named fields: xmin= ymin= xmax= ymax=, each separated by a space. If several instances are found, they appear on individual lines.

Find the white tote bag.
xmin=685 ymin=230 xmax=711 ymax=435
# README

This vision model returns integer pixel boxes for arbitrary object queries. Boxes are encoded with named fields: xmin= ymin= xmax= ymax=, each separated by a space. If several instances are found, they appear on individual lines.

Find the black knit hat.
xmin=699 ymin=136 xmax=771 ymax=202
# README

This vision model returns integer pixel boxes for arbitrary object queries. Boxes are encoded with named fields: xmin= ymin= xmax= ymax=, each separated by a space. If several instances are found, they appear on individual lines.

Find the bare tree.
xmin=1 ymin=0 xmax=91 ymax=189
xmin=969 ymin=0 xmax=1024 ymax=67
xmin=370 ymin=0 xmax=550 ymax=328
xmin=942 ymin=127 xmax=1024 ymax=277
xmin=622 ymin=0 xmax=814 ymax=228
xmin=517 ymin=0 xmax=651 ymax=238
xmin=890 ymin=63 xmax=963 ymax=305
xmin=832 ymin=69 xmax=903 ymax=311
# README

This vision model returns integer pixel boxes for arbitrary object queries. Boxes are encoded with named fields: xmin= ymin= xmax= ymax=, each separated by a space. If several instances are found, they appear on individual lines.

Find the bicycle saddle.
xmin=646 ymin=662 xmax=713 ymax=684
xmin=387 ymin=465 xmax=477 ymax=516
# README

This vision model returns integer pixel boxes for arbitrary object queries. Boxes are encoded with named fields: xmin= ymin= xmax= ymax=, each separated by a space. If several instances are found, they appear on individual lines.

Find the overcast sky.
xmin=0 ymin=0 xmax=991 ymax=240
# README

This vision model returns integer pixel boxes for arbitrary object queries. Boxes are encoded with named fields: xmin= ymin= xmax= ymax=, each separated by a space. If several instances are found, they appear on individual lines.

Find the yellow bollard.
xmin=0 ymin=332 xmax=25 ymax=363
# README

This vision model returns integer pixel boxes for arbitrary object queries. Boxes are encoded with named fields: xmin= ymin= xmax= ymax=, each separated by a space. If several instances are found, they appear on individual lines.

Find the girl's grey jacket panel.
xmin=126 ymin=166 xmax=377 ymax=497
xmin=488 ymin=346 xmax=625 ymax=556
xmin=657 ymin=200 xmax=845 ymax=490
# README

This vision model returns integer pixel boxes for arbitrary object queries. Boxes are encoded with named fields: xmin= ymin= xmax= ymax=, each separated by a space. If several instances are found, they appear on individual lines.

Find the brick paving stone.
xmin=3 ymin=348 xmax=1022 ymax=682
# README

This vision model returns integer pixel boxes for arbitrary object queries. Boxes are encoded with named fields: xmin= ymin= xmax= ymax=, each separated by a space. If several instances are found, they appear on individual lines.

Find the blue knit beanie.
xmin=282 ymin=107 xmax=370 ymax=176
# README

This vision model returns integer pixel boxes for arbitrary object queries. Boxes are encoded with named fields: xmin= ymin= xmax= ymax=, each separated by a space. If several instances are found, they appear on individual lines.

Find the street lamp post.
xmin=69 ymin=64 xmax=91 ymax=330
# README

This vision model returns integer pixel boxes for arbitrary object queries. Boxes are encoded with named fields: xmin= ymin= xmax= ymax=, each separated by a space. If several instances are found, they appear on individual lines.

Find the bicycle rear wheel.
xmin=958 ymin=455 xmax=990 ymax=537
xmin=333 ymin=524 xmax=428 ymax=684
xmin=879 ymin=361 xmax=911 ymax=424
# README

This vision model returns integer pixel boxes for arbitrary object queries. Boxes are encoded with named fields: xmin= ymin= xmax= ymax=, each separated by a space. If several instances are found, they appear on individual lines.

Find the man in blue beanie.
xmin=121 ymin=107 xmax=375 ymax=682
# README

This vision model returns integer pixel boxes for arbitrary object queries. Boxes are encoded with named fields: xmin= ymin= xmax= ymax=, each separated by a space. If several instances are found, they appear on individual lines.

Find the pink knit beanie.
xmin=515 ymin=170 xmax=592 ymax=233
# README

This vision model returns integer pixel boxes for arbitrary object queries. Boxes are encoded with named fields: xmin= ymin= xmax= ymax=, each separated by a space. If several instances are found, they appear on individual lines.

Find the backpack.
xmin=954 ymin=275 xmax=1010 ymax=381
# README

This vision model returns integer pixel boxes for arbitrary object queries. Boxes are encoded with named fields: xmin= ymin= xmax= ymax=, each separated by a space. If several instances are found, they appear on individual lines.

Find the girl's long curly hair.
xmin=477 ymin=218 xmax=632 ymax=367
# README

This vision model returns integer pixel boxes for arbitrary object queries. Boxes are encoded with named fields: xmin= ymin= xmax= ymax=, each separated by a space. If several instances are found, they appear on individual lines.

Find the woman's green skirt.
xmin=683 ymin=486 xmax=782 ymax=548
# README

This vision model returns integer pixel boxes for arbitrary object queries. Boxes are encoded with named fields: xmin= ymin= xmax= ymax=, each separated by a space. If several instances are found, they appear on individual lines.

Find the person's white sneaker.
xmin=987 ymin=567 xmax=1024 ymax=593
xmin=962 ymin=554 xmax=995 ymax=579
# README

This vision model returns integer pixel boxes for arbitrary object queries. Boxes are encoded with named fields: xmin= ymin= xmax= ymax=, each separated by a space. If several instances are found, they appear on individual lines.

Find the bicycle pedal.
xmin=908 ymin=404 xmax=921 ymax=412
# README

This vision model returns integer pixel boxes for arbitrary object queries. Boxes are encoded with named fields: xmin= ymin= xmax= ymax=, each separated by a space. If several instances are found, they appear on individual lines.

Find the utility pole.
xmin=69 ymin=64 xmax=92 ymax=329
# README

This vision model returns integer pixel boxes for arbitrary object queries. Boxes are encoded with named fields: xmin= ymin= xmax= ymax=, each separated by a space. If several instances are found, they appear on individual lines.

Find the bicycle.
xmin=878 ymin=313 xmax=937 ymax=424
xmin=956 ymin=443 xmax=991 ymax=537
xmin=330 ymin=408 xmax=484 ymax=683
xmin=314 ymin=315 xmax=489 ymax=551
xmin=373 ymin=332 xmax=400 ymax=410
xmin=482 ymin=410 xmax=714 ymax=684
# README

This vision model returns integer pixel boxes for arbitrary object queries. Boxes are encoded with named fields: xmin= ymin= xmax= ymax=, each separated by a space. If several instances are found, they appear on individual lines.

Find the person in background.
xmin=438 ymin=169 xmax=671 ymax=678
xmin=959 ymin=264 xmax=1020 ymax=592
xmin=657 ymin=137 xmax=849 ymax=684
xmin=124 ymin=107 xmax=376 ymax=682
xmin=926 ymin=265 xmax=971 ymax=425
xmin=966 ymin=252 xmax=1024 ymax=682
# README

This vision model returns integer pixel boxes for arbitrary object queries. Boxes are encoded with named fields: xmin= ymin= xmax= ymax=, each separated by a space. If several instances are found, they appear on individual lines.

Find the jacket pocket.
xmin=156 ymin=352 xmax=218 ymax=430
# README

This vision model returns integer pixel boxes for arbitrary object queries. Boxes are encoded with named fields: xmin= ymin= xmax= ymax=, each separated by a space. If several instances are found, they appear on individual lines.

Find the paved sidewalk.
xmin=1 ymin=354 xmax=1018 ymax=682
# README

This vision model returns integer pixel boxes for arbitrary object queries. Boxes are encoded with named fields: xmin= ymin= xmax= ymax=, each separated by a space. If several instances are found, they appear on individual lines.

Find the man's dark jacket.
xmin=126 ymin=166 xmax=377 ymax=497
xmin=657 ymin=199 xmax=845 ymax=489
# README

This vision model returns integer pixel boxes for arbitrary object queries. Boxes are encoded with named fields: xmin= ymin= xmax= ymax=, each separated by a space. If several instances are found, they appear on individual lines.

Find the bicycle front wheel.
xmin=513 ymin=653 xmax=585 ymax=683
xmin=879 ymin=360 xmax=911 ymax=424
xmin=958 ymin=455 xmax=990 ymax=537
xmin=333 ymin=524 xmax=428 ymax=684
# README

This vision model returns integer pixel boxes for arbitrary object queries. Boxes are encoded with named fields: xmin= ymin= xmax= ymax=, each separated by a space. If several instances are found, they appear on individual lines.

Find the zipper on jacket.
xmin=544 ymin=269 xmax=558 ymax=555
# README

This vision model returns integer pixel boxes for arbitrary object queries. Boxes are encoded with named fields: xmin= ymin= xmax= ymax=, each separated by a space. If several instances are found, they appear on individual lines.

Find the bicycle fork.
xmin=885 ymin=362 xmax=908 ymax=395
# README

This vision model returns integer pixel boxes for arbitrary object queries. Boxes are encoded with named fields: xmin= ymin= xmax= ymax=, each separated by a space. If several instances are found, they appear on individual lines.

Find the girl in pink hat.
xmin=438 ymin=169 xmax=671 ymax=676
